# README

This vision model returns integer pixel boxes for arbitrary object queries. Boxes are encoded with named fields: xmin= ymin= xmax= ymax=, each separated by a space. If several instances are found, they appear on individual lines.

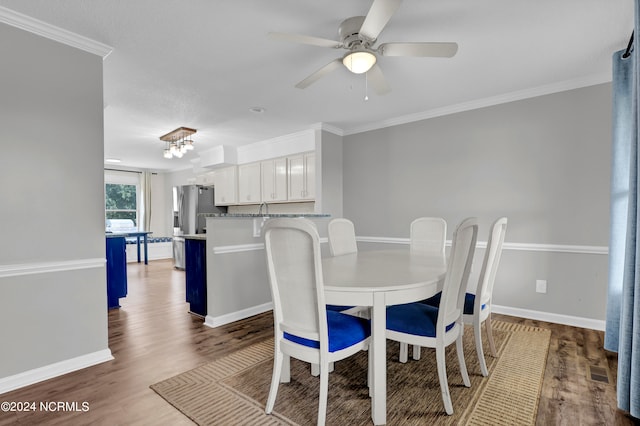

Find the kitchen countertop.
xmin=183 ymin=234 xmax=207 ymax=240
xmin=199 ymin=213 xmax=330 ymax=218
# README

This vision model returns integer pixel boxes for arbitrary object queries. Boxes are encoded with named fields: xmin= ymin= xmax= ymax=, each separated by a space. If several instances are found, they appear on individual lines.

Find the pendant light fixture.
xmin=160 ymin=127 xmax=197 ymax=159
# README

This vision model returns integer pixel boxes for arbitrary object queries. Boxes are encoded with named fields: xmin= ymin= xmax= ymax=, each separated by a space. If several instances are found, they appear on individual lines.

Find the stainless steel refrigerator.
xmin=172 ymin=185 xmax=226 ymax=269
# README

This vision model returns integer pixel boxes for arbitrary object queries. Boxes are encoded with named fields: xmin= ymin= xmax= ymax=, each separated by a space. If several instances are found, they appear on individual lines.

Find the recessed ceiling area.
xmin=0 ymin=0 xmax=632 ymax=171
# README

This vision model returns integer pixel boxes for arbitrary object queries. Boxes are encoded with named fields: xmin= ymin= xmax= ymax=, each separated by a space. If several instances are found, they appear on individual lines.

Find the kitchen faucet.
xmin=258 ymin=201 xmax=269 ymax=216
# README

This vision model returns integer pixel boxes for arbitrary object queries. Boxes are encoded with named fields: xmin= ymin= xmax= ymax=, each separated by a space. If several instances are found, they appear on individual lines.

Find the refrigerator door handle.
xmin=178 ymin=189 xmax=184 ymax=230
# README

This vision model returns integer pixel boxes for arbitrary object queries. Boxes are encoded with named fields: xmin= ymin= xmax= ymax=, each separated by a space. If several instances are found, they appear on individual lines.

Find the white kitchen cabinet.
xmin=261 ymin=157 xmax=288 ymax=203
xmin=195 ymin=171 xmax=216 ymax=186
xmin=287 ymin=152 xmax=315 ymax=201
xmin=212 ymin=166 xmax=238 ymax=205
xmin=238 ymin=162 xmax=262 ymax=204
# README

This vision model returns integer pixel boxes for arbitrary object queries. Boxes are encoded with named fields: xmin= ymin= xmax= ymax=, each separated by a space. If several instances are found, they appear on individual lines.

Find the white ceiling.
xmin=0 ymin=0 xmax=633 ymax=172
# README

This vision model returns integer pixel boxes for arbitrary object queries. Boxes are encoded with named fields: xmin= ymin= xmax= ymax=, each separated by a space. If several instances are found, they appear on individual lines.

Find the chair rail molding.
xmin=212 ymin=238 xmax=329 ymax=255
xmin=356 ymin=236 xmax=608 ymax=255
xmin=0 ymin=258 xmax=106 ymax=279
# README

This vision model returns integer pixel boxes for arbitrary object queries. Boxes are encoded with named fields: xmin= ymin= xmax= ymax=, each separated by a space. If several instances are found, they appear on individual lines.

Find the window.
xmin=105 ymin=183 xmax=137 ymax=222
xmin=105 ymin=170 xmax=140 ymax=231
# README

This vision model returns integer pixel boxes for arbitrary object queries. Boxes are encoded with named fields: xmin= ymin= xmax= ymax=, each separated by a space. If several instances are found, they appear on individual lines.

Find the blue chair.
xmin=385 ymin=217 xmax=478 ymax=415
xmin=263 ymin=218 xmax=371 ymax=425
xmin=422 ymin=217 xmax=507 ymax=376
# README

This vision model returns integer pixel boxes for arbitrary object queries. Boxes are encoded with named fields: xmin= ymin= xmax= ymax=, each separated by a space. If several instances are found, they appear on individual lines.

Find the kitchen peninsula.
xmin=197 ymin=213 xmax=330 ymax=328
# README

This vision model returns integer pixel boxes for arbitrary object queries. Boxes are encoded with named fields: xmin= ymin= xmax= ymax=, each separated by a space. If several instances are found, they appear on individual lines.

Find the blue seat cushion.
xmin=284 ymin=310 xmax=370 ymax=353
xmin=420 ymin=292 xmax=486 ymax=315
xmin=326 ymin=304 xmax=355 ymax=311
xmin=386 ymin=303 xmax=455 ymax=337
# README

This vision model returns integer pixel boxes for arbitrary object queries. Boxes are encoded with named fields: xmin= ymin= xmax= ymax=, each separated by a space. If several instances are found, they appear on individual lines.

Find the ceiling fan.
xmin=268 ymin=0 xmax=458 ymax=95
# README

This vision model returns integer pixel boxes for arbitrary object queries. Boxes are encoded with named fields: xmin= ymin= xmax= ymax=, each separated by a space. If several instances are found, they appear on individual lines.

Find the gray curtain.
xmin=605 ymin=4 xmax=640 ymax=418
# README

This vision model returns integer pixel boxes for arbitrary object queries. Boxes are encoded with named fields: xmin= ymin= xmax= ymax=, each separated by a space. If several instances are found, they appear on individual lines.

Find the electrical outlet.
xmin=536 ymin=279 xmax=547 ymax=294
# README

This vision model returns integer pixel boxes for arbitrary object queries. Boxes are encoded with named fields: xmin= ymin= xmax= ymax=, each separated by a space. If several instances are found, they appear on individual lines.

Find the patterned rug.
xmin=150 ymin=321 xmax=551 ymax=425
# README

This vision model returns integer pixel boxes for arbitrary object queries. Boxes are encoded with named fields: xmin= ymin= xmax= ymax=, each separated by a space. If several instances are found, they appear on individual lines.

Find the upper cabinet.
xmin=208 ymin=152 xmax=315 ymax=206
xmin=195 ymin=171 xmax=216 ymax=186
xmin=287 ymin=152 xmax=315 ymax=201
xmin=212 ymin=166 xmax=238 ymax=205
xmin=238 ymin=162 xmax=261 ymax=204
xmin=261 ymin=157 xmax=288 ymax=203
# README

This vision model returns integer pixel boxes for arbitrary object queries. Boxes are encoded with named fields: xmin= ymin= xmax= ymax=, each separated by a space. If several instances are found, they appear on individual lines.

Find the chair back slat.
xmin=328 ymin=218 xmax=358 ymax=256
xmin=264 ymin=219 xmax=327 ymax=343
xmin=410 ymin=217 xmax=447 ymax=258
xmin=438 ymin=218 xmax=478 ymax=332
xmin=477 ymin=217 xmax=508 ymax=306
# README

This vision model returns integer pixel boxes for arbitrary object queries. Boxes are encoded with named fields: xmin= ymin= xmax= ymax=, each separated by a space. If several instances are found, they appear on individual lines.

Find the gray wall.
xmin=0 ymin=24 xmax=109 ymax=378
xmin=318 ymin=130 xmax=344 ymax=217
xmin=343 ymin=84 xmax=612 ymax=321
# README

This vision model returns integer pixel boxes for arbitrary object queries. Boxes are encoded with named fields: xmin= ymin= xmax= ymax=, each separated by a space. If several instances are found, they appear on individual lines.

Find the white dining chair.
xmin=386 ymin=217 xmax=478 ymax=415
xmin=263 ymin=218 xmax=371 ymax=425
xmin=466 ymin=217 xmax=507 ymax=376
xmin=327 ymin=218 xmax=358 ymax=256
xmin=325 ymin=218 xmax=361 ymax=314
xmin=423 ymin=217 xmax=508 ymax=376
xmin=410 ymin=217 xmax=447 ymax=258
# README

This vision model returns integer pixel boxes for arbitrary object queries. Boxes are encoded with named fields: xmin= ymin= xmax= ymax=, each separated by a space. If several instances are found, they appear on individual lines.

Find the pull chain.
xmin=364 ymin=72 xmax=369 ymax=101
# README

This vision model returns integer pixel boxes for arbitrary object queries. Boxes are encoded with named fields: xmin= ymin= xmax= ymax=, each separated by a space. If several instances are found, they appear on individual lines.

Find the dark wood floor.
xmin=0 ymin=259 xmax=637 ymax=425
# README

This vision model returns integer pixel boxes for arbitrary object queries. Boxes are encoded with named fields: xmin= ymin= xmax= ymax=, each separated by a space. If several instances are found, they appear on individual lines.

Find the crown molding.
xmin=343 ymin=73 xmax=612 ymax=136
xmin=0 ymin=6 xmax=113 ymax=58
xmin=311 ymin=122 xmax=344 ymax=136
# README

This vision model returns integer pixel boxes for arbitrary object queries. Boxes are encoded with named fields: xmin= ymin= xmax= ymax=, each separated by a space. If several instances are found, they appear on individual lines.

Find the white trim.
xmin=343 ymin=73 xmax=611 ymax=136
xmin=501 ymin=242 xmax=607 ymax=255
xmin=492 ymin=304 xmax=605 ymax=331
xmin=311 ymin=122 xmax=344 ymax=136
xmin=0 ymin=258 xmax=105 ymax=279
xmin=212 ymin=238 xmax=328 ymax=255
xmin=356 ymin=236 xmax=608 ymax=255
xmin=357 ymin=236 xmax=409 ymax=245
xmin=202 ymin=301 xmax=604 ymax=332
xmin=213 ymin=243 xmax=264 ymax=255
xmin=204 ymin=302 xmax=273 ymax=328
xmin=0 ymin=6 xmax=113 ymax=58
xmin=0 ymin=349 xmax=113 ymax=395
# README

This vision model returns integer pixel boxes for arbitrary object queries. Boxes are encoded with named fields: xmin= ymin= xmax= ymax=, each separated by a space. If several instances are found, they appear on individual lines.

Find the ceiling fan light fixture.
xmin=343 ymin=51 xmax=376 ymax=74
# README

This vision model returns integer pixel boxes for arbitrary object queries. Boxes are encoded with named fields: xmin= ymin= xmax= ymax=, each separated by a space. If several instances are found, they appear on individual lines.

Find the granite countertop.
xmin=200 ymin=213 xmax=330 ymax=218
xmin=183 ymin=234 xmax=207 ymax=240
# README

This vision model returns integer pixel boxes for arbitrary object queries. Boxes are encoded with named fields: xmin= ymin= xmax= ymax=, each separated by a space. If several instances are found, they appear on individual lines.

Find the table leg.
xmin=143 ymin=234 xmax=148 ymax=265
xmin=136 ymin=236 xmax=141 ymax=263
xmin=371 ymin=292 xmax=386 ymax=425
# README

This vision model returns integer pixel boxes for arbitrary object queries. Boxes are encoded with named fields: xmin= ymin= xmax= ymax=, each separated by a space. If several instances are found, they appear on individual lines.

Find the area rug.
xmin=150 ymin=321 xmax=550 ymax=425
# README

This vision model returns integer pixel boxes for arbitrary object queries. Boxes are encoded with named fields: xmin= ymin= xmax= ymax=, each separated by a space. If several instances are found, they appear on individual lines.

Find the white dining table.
xmin=322 ymin=249 xmax=446 ymax=425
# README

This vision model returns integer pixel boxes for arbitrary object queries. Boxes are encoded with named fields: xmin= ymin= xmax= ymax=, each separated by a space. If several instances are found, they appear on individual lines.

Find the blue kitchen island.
xmin=105 ymin=235 xmax=127 ymax=309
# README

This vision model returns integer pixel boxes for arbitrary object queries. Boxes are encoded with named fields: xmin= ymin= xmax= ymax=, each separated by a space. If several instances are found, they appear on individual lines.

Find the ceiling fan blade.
xmin=367 ymin=64 xmax=391 ymax=95
xmin=359 ymin=0 xmax=403 ymax=41
xmin=268 ymin=32 xmax=342 ymax=49
xmin=295 ymin=58 xmax=343 ymax=89
xmin=380 ymin=42 xmax=458 ymax=58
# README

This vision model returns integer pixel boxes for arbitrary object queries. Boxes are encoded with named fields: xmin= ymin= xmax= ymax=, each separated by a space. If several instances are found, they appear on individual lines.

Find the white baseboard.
xmin=204 ymin=302 xmax=273 ymax=328
xmin=493 ymin=304 xmax=605 ymax=331
xmin=204 ymin=302 xmax=604 ymax=332
xmin=0 ymin=349 xmax=114 ymax=395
